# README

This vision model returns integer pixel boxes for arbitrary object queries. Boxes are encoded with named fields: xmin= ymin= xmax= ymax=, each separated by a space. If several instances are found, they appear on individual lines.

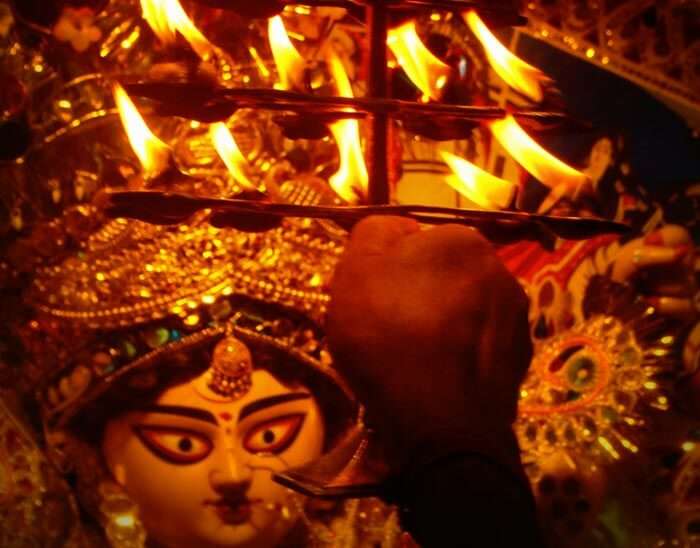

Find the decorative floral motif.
xmin=53 ymin=7 xmax=102 ymax=53
xmin=517 ymin=312 xmax=675 ymax=464
xmin=524 ymin=0 xmax=700 ymax=115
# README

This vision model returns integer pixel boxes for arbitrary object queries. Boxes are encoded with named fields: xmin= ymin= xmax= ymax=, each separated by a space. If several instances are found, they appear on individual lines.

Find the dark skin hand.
xmin=326 ymin=216 xmax=542 ymax=546
xmin=327 ymin=215 xmax=533 ymax=477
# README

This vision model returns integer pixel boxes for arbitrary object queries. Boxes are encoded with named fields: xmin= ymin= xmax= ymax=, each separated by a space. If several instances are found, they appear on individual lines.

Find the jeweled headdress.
xmin=23 ymin=211 xmax=355 ymax=429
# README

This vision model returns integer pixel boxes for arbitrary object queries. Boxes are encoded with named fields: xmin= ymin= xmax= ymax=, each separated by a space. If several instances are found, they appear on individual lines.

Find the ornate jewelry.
xmin=20 ymin=206 xmax=354 ymax=428
xmin=99 ymin=481 xmax=146 ymax=548
xmin=517 ymin=313 xmax=675 ymax=463
xmin=201 ymin=335 xmax=254 ymax=400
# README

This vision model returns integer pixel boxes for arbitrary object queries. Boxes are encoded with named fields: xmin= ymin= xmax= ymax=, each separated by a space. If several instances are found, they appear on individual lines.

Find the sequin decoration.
xmin=0 ymin=398 xmax=83 ymax=546
xmin=28 ymin=213 xmax=343 ymax=328
xmin=517 ymin=314 xmax=674 ymax=463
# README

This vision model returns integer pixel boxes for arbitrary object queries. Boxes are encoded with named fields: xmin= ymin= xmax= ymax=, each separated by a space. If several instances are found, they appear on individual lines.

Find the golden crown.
xmin=24 ymin=211 xmax=353 ymax=428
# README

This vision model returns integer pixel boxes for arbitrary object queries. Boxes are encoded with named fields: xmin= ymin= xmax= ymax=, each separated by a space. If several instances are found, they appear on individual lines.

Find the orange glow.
xmin=248 ymin=46 xmax=271 ymax=79
xmin=327 ymin=53 xmax=368 ymax=203
xmin=464 ymin=10 xmax=547 ymax=103
xmin=441 ymin=150 xmax=515 ymax=209
xmin=140 ymin=0 xmax=213 ymax=59
xmin=268 ymin=16 xmax=305 ymax=90
xmin=209 ymin=123 xmax=255 ymax=190
xmin=387 ymin=21 xmax=450 ymax=101
xmin=489 ymin=116 xmax=588 ymax=189
xmin=113 ymin=83 xmax=170 ymax=178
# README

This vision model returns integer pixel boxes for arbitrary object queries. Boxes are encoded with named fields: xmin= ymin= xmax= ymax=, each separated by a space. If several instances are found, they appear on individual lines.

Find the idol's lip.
xmin=204 ymin=496 xmax=262 ymax=508
xmin=205 ymin=496 xmax=262 ymax=525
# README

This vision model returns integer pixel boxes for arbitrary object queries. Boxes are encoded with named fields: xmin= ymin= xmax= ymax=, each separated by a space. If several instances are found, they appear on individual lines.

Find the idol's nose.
xmin=209 ymin=450 xmax=253 ymax=495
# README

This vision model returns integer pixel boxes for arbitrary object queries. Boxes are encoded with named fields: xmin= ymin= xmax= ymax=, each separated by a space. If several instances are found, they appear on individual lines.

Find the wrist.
xmin=395 ymin=449 xmax=532 ymax=503
xmin=395 ymin=425 xmax=525 ymax=479
xmin=388 ymin=448 xmax=540 ymax=547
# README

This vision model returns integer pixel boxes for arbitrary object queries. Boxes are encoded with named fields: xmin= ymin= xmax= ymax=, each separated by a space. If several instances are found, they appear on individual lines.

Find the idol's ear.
xmin=273 ymin=423 xmax=393 ymax=499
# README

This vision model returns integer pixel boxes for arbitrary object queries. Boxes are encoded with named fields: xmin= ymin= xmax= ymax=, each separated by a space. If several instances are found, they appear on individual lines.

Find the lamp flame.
xmin=327 ymin=52 xmax=368 ymax=203
xmin=113 ymin=83 xmax=170 ymax=179
xmin=387 ymin=21 xmax=450 ymax=101
xmin=210 ymin=123 xmax=255 ymax=190
xmin=489 ymin=116 xmax=588 ymax=190
xmin=140 ymin=0 xmax=213 ymax=59
xmin=440 ymin=150 xmax=515 ymax=209
xmin=268 ymin=16 xmax=305 ymax=90
xmin=464 ymin=10 xmax=548 ymax=103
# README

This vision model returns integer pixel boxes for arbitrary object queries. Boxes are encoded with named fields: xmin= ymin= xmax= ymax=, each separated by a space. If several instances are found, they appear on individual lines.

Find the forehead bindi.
xmin=218 ymin=411 xmax=233 ymax=422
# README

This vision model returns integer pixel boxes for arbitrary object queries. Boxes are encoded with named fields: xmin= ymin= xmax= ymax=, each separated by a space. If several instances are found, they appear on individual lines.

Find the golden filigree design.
xmin=522 ymin=0 xmax=700 ymax=124
xmin=0 ymin=397 xmax=85 ymax=546
xmin=517 ymin=313 xmax=675 ymax=463
xmin=29 ymin=214 xmax=342 ymax=328
xmin=24 ymin=208 xmax=353 ymax=431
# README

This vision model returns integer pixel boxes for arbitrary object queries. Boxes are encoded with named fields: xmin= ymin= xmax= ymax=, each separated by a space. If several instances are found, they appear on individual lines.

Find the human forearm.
xmin=397 ymin=452 xmax=543 ymax=548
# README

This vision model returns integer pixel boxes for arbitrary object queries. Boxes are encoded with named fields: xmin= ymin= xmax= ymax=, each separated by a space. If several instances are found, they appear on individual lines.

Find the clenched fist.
xmin=327 ymin=216 xmax=533 ymax=474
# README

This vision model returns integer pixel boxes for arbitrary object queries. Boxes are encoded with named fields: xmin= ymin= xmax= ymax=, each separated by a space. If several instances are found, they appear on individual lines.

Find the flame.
xmin=464 ymin=10 xmax=547 ymax=103
xmin=489 ymin=116 xmax=588 ymax=190
xmin=440 ymin=150 xmax=515 ymax=209
xmin=140 ymin=0 xmax=213 ymax=59
xmin=210 ymin=123 xmax=255 ymax=190
xmin=248 ymin=46 xmax=271 ymax=79
xmin=113 ymin=83 xmax=170 ymax=178
xmin=268 ymin=16 xmax=305 ymax=90
xmin=387 ymin=21 xmax=450 ymax=101
xmin=327 ymin=53 xmax=368 ymax=203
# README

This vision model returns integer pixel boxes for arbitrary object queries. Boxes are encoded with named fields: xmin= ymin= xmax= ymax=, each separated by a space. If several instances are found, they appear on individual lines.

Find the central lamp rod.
xmin=366 ymin=0 xmax=391 ymax=205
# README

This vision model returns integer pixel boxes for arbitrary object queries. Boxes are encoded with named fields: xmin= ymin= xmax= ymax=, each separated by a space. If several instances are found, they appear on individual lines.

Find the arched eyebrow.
xmin=138 ymin=405 xmax=217 ymax=425
xmin=238 ymin=393 xmax=311 ymax=422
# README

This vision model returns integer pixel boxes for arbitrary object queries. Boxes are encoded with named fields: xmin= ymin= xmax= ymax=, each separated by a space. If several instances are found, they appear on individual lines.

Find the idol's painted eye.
xmin=243 ymin=414 xmax=305 ymax=455
xmin=133 ymin=425 xmax=213 ymax=465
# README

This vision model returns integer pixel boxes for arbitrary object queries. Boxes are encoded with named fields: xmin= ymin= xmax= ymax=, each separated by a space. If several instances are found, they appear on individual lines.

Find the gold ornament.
xmin=517 ymin=313 xmax=675 ymax=463
xmin=99 ymin=481 xmax=147 ymax=548
xmin=199 ymin=335 xmax=254 ymax=400
xmin=25 ymin=212 xmax=354 ymax=429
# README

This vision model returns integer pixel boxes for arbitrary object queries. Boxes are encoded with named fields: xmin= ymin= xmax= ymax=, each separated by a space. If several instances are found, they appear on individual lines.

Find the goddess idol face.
xmin=101 ymin=337 xmax=325 ymax=548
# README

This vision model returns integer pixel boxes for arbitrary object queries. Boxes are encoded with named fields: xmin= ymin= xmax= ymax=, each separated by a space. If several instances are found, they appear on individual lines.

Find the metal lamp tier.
xmin=116 ymin=0 xmax=628 ymax=240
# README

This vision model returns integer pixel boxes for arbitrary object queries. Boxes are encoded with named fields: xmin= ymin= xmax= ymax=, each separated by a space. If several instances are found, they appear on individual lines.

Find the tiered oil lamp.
xmin=82 ymin=0 xmax=636 ymax=499
xmin=100 ymin=0 xmax=628 ymax=248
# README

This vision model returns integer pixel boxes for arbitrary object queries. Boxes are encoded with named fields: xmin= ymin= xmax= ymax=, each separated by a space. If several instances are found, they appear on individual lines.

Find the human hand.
xmin=326 ymin=216 xmax=532 ymax=474
xmin=611 ymin=225 xmax=696 ymax=320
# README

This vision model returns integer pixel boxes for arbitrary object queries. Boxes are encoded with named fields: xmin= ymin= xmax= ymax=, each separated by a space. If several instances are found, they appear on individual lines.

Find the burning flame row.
xmin=115 ymin=0 xmax=588 ymax=210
